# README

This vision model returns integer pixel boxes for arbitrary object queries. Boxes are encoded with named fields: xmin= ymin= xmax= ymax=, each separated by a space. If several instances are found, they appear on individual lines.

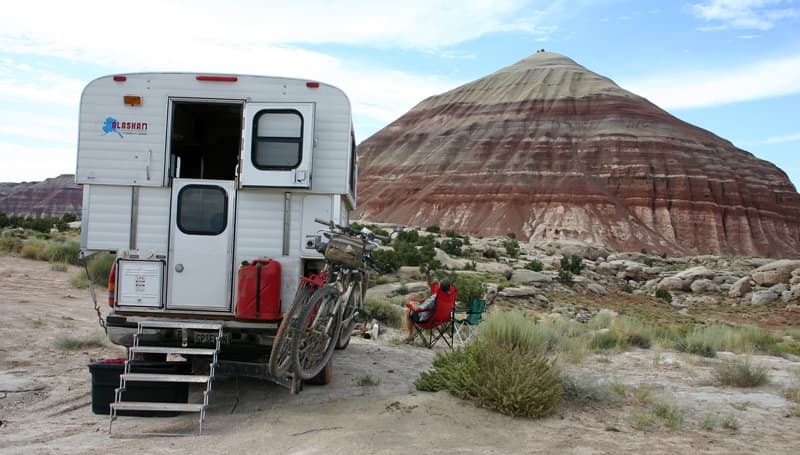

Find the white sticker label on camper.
xmin=117 ymin=260 xmax=164 ymax=307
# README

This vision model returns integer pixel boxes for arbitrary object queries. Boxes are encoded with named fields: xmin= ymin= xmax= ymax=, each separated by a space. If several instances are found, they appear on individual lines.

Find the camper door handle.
xmin=175 ymin=264 xmax=184 ymax=272
xmin=146 ymin=150 xmax=152 ymax=180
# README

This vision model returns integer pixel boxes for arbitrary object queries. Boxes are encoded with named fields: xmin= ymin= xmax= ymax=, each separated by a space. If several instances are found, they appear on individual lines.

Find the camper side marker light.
xmin=196 ymin=75 xmax=238 ymax=82
xmin=113 ymin=75 xmax=127 ymax=82
xmin=123 ymin=95 xmax=142 ymax=106
xmin=306 ymin=81 xmax=320 ymax=88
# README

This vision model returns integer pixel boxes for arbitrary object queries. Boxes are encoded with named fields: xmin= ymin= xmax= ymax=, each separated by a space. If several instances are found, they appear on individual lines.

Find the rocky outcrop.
xmin=0 ymin=175 xmax=81 ymax=218
xmin=356 ymin=52 xmax=800 ymax=258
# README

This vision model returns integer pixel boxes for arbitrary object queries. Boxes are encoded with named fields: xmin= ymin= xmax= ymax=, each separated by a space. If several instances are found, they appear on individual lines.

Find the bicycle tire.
xmin=292 ymin=284 xmax=343 ymax=380
xmin=269 ymin=284 xmax=313 ymax=378
xmin=336 ymin=275 xmax=364 ymax=350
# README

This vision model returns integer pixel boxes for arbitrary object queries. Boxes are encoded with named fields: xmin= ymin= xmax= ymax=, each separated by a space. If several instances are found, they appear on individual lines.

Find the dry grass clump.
xmin=416 ymin=311 xmax=563 ymax=418
xmin=54 ymin=335 xmax=106 ymax=351
xmin=363 ymin=295 xmax=403 ymax=328
xmin=713 ymin=357 xmax=769 ymax=387
xmin=0 ymin=236 xmax=23 ymax=254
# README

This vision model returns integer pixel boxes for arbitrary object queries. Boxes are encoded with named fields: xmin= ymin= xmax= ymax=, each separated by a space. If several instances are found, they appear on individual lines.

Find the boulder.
xmin=751 ymin=260 xmax=800 ymax=286
xmin=728 ymin=276 xmax=752 ymax=298
xmin=498 ymin=286 xmax=540 ymax=298
xmin=587 ymin=283 xmax=609 ymax=296
xmin=751 ymin=290 xmax=780 ymax=306
xmin=690 ymin=279 xmax=720 ymax=294
xmin=782 ymin=285 xmax=800 ymax=303
xmin=658 ymin=277 xmax=685 ymax=292
xmin=434 ymin=248 xmax=470 ymax=270
xmin=532 ymin=239 xmax=611 ymax=261
xmin=511 ymin=269 xmax=553 ymax=284
xmin=475 ymin=261 xmax=513 ymax=275
xmin=658 ymin=266 xmax=715 ymax=292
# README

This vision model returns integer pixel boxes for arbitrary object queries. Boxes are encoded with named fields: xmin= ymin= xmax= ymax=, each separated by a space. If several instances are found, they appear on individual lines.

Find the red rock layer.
xmin=356 ymin=52 xmax=800 ymax=258
xmin=0 ymin=174 xmax=82 ymax=218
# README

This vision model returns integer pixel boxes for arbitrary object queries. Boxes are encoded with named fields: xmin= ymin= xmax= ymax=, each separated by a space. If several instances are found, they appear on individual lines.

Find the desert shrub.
xmin=713 ymin=357 xmax=768 ymax=387
xmin=655 ymin=288 xmax=672 ymax=303
xmin=677 ymin=324 xmax=780 ymax=356
xmin=526 ymin=259 xmax=543 ymax=272
xmin=41 ymin=239 xmax=80 ymax=264
xmin=483 ymin=249 xmax=499 ymax=260
xmin=416 ymin=311 xmax=563 ymax=418
xmin=0 ymin=236 xmax=22 ymax=254
xmin=50 ymin=263 xmax=68 ymax=272
xmin=20 ymin=239 xmax=48 ymax=260
xmin=453 ymin=274 xmax=487 ymax=307
xmin=371 ymin=249 xmax=401 ymax=273
xmin=70 ymin=272 xmax=89 ymax=288
xmin=86 ymin=252 xmax=115 ymax=286
xmin=462 ymin=261 xmax=477 ymax=271
xmin=363 ymin=295 xmax=403 ymax=328
xmin=557 ymin=269 xmax=573 ymax=284
xmin=560 ymin=255 xmax=584 ymax=274
xmin=609 ymin=316 xmax=653 ymax=349
xmin=54 ymin=335 xmax=105 ymax=350
xmin=503 ymin=239 xmax=520 ymax=258
xmin=589 ymin=311 xmax=615 ymax=329
xmin=438 ymin=238 xmax=463 ymax=256
xmin=621 ymin=283 xmax=634 ymax=293
xmin=444 ymin=229 xmax=459 ymax=238
xmin=478 ymin=311 xmax=551 ymax=353
xmin=425 ymin=225 xmax=440 ymax=233
xmin=643 ymin=258 xmax=655 ymax=267
xmin=591 ymin=331 xmax=624 ymax=350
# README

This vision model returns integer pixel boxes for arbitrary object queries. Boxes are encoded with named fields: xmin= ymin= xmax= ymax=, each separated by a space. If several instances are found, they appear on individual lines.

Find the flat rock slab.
xmin=0 ymin=370 xmax=46 ymax=393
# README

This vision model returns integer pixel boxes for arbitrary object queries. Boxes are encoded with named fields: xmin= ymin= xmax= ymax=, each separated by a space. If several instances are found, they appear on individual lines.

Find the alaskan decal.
xmin=102 ymin=117 xmax=148 ymax=138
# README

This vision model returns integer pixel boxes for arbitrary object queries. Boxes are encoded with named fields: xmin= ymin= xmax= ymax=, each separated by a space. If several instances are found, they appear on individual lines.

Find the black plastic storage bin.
xmin=89 ymin=359 xmax=191 ymax=416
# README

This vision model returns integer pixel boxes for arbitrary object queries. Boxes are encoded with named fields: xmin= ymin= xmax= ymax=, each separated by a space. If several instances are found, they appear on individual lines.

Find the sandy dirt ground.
xmin=1 ymin=256 xmax=799 ymax=454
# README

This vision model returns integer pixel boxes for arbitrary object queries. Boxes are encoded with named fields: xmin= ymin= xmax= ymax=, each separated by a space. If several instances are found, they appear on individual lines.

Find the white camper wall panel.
xmin=77 ymin=77 xmax=167 ymax=186
xmin=134 ymin=187 xmax=170 ymax=254
xmin=83 ymin=185 xmax=133 ymax=250
xmin=79 ymin=74 xmax=353 ymax=194
xmin=234 ymin=190 xmax=294 ymax=313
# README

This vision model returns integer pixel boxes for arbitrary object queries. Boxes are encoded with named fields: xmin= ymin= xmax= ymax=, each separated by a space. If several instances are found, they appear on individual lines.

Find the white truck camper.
xmin=77 ymin=73 xmax=357 ymax=428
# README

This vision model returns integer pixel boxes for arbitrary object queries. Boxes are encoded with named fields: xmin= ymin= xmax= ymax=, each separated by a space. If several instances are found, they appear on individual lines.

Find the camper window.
xmin=177 ymin=185 xmax=228 ymax=236
xmin=252 ymin=110 xmax=303 ymax=170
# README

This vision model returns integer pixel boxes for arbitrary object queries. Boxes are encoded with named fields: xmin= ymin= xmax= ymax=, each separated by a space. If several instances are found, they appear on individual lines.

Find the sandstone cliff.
xmin=356 ymin=52 xmax=800 ymax=258
xmin=0 ymin=174 xmax=82 ymax=218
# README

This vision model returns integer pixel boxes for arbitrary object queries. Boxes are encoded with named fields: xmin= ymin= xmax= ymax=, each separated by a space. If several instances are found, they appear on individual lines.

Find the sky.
xmin=0 ymin=0 xmax=798 ymax=189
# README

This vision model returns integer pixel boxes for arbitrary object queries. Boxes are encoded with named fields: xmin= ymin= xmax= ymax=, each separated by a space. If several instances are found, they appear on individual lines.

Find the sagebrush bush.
xmin=655 ymin=288 xmax=672 ymax=303
xmin=525 ymin=259 xmax=543 ymax=272
xmin=0 ymin=237 xmax=22 ymax=254
xmin=41 ymin=239 xmax=80 ymax=264
xmin=591 ymin=330 xmax=624 ymax=350
xmin=416 ymin=312 xmax=563 ymax=418
xmin=713 ymin=357 xmax=769 ymax=387
xmin=363 ymin=295 xmax=403 ymax=327
xmin=20 ymin=239 xmax=47 ymax=260
xmin=87 ymin=252 xmax=115 ymax=286
xmin=453 ymin=274 xmax=487 ymax=307
xmin=478 ymin=311 xmax=550 ymax=354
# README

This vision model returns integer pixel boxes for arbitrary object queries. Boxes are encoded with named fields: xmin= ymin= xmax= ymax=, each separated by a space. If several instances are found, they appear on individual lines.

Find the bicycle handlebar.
xmin=314 ymin=217 xmax=389 ymax=245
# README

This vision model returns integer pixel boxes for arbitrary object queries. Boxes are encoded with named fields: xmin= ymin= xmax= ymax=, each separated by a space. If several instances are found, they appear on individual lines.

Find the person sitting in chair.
xmin=403 ymin=277 xmax=452 ymax=343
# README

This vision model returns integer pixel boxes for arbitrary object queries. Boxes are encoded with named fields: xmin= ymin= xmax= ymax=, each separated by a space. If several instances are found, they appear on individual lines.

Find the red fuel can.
xmin=236 ymin=259 xmax=281 ymax=320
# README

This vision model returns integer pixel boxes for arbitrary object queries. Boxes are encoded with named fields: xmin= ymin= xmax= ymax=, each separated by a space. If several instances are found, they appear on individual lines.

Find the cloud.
xmin=0 ymin=1 xmax=557 ymax=57
xmin=0 ymin=142 xmax=75 ymax=182
xmin=689 ymin=0 xmax=798 ymax=30
xmin=760 ymin=132 xmax=800 ymax=144
xmin=621 ymin=54 xmax=800 ymax=109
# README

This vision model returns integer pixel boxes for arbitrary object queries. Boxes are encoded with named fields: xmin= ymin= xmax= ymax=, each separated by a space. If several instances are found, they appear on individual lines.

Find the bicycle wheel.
xmin=269 ymin=284 xmax=312 ymax=378
xmin=336 ymin=274 xmax=364 ymax=350
xmin=292 ymin=284 xmax=343 ymax=380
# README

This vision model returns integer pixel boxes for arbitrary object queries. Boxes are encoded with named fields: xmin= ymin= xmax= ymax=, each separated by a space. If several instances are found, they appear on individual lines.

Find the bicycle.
xmin=268 ymin=218 xmax=385 ymax=382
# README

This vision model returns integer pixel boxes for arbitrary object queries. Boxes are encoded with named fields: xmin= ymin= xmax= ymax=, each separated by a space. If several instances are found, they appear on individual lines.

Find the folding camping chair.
xmin=453 ymin=299 xmax=487 ymax=346
xmin=409 ymin=282 xmax=457 ymax=349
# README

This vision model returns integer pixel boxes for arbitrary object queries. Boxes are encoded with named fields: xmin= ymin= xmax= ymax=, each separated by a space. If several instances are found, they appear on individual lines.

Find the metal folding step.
xmin=109 ymin=319 xmax=224 ymax=436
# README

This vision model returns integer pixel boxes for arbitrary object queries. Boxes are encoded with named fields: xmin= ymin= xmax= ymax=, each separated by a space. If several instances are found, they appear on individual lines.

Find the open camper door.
xmin=240 ymin=103 xmax=314 ymax=188
xmin=167 ymin=179 xmax=236 ymax=311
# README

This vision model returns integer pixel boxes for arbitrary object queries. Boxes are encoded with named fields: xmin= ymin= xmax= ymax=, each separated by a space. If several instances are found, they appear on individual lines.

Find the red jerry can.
xmin=236 ymin=260 xmax=281 ymax=320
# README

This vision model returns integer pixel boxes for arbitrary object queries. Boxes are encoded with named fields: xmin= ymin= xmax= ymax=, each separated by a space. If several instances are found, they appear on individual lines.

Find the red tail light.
xmin=107 ymin=261 xmax=117 ymax=307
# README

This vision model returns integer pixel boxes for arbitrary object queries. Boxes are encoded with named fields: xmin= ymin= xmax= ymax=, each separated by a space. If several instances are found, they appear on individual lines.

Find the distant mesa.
xmin=355 ymin=51 xmax=800 ymax=258
xmin=0 ymin=174 xmax=81 ymax=219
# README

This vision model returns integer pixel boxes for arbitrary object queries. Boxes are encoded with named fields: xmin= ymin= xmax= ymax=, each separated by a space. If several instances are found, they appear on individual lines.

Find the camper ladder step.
xmin=109 ymin=320 xmax=224 ymax=436
xmin=133 ymin=320 xmax=223 ymax=330
xmin=128 ymin=346 xmax=217 ymax=356
xmin=111 ymin=402 xmax=205 ymax=413
xmin=121 ymin=373 xmax=211 ymax=384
